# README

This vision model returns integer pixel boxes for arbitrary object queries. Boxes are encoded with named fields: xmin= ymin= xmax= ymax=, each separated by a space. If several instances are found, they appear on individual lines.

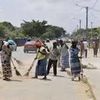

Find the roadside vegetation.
xmin=0 ymin=20 xmax=66 ymax=40
xmin=71 ymin=28 xmax=100 ymax=40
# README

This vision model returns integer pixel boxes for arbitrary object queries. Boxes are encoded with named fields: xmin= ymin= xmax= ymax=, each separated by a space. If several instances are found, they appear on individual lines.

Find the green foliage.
xmin=0 ymin=20 xmax=66 ymax=39
xmin=72 ymin=27 xmax=100 ymax=40
xmin=0 ymin=25 xmax=5 ymax=37
xmin=21 ymin=20 xmax=47 ymax=37
xmin=21 ymin=20 xmax=66 ymax=39
xmin=1 ymin=22 xmax=15 ymax=31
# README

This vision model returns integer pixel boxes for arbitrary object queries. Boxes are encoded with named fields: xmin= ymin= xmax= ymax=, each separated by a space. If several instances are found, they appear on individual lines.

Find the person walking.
xmin=69 ymin=41 xmax=82 ymax=81
xmin=92 ymin=39 xmax=99 ymax=57
xmin=60 ymin=42 xmax=69 ymax=71
xmin=33 ymin=46 xmax=49 ymax=80
xmin=1 ymin=42 xmax=12 ymax=81
xmin=79 ymin=40 xmax=84 ymax=57
xmin=47 ymin=42 xmax=60 ymax=76
xmin=83 ymin=40 xmax=88 ymax=58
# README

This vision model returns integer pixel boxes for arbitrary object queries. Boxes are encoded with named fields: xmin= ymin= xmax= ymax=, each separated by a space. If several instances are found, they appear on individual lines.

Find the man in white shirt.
xmin=83 ymin=40 xmax=88 ymax=58
xmin=45 ymin=39 xmax=53 ymax=52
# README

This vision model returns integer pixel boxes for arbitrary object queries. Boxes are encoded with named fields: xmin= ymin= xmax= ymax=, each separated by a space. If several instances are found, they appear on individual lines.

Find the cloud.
xmin=0 ymin=0 xmax=100 ymax=32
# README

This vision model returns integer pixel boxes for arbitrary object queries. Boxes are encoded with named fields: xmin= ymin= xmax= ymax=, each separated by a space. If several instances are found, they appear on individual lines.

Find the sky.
xmin=0 ymin=0 xmax=100 ymax=33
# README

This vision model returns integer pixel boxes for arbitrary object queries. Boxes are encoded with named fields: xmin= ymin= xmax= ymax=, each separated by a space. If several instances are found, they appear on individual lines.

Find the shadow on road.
xmin=54 ymin=75 xmax=65 ymax=78
xmin=10 ymin=79 xmax=22 ymax=82
xmin=39 ymin=78 xmax=52 ymax=81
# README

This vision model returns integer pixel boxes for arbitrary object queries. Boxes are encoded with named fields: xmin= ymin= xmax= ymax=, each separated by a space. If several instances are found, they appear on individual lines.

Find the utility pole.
xmin=79 ymin=19 xmax=81 ymax=29
xmin=75 ymin=4 xmax=89 ymax=39
xmin=85 ymin=7 xmax=89 ymax=39
xmin=91 ymin=22 xmax=93 ymax=39
xmin=77 ymin=24 xmax=79 ymax=31
xmin=86 ymin=7 xmax=88 ymax=29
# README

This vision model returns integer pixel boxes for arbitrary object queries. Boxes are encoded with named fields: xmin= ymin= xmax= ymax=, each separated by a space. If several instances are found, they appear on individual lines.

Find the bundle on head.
xmin=35 ymin=40 xmax=44 ymax=48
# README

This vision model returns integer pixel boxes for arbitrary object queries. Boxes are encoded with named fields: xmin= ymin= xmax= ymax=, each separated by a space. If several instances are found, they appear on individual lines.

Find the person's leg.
xmin=34 ymin=67 xmax=38 ymax=78
xmin=42 ymin=74 xmax=47 ymax=80
xmin=42 ymin=59 xmax=47 ymax=80
xmin=34 ymin=61 xmax=40 ymax=78
xmin=2 ymin=64 xmax=11 ymax=81
xmin=80 ymin=49 xmax=83 ymax=57
xmin=93 ymin=48 xmax=95 ymax=57
xmin=95 ymin=48 xmax=98 ymax=57
xmin=85 ymin=49 xmax=87 ymax=58
xmin=53 ymin=60 xmax=57 ymax=76
xmin=47 ymin=59 xmax=52 ymax=75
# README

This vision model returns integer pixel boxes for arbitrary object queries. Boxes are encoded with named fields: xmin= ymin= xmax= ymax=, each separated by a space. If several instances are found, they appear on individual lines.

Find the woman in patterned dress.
xmin=60 ymin=42 xmax=69 ymax=71
xmin=69 ymin=41 xmax=81 ymax=81
xmin=1 ymin=42 xmax=12 ymax=81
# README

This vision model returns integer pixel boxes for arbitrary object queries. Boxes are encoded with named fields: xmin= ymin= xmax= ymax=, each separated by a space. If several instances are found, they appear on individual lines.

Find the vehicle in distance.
xmin=24 ymin=40 xmax=43 ymax=53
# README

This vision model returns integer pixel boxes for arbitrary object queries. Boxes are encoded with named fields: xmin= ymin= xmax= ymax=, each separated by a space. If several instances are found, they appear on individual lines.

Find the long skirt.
xmin=35 ymin=59 xmax=47 ymax=76
xmin=2 ymin=62 xmax=12 ymax=78
xmin=70 ymin=60 xmax=81 ymax=75
xmin=60 ymin=54 xmax=69 ymax=69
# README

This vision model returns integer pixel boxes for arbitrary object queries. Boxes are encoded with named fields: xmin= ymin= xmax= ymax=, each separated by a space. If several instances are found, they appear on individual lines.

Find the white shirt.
xmin=83 ymin=41 xmax=88 ymax=50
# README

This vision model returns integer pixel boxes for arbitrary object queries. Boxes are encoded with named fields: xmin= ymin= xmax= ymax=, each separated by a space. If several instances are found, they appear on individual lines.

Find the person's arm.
xmin=39 ymin=49 xmax=47 ymax=55
xmin=34 ymin=49 xmax=40 ymax=60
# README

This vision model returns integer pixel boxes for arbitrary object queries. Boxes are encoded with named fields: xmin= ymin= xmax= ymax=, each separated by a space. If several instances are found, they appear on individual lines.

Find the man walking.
xmin=47 ymin=42 xmax=60 ymax=76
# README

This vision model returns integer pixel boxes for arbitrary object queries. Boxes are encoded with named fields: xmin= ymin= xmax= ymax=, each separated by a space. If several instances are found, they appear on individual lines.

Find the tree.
xmin=21 ymin=20 xmax=47 ymax=37
xmin=0 ymin=25 xmax=5 ymax=37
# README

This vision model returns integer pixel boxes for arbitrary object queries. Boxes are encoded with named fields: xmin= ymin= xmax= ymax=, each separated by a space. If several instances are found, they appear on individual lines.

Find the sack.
xmin=35 ymin=40 xmax=44 ymax=48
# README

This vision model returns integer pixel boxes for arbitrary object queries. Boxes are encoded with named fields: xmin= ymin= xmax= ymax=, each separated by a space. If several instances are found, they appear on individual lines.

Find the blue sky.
xmin=0 ymin=0 xmax=100 ymax=33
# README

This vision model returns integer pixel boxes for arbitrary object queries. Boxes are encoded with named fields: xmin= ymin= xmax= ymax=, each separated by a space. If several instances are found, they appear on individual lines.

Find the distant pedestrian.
xmin=1 ymin=42 xmax=12 ymax=81
xmin=69 ymin=41 xmax=81 ymax=81
xmin=83 ymin=40 xmax=88 ymax=58
xmin=60 ymin=42 xmax=69 ymax=71
xmin=47 ymin=42 xmax=60 ymax=76
xmin=92 ymin=39 xmax=99 ymax=57
xmin=56 ymin=40 xmax=62 ymax=68
xmin=79 ymin=40 xmax=84 ymax=57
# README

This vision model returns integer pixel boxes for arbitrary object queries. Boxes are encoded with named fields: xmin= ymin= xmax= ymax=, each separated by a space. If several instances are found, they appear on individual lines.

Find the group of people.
xmin=33 ymin=39 xmax=82 ymax=81
xmin=0 ymin=39 xmax=83 ymax=81
xmin=79 ymin=39 xmax=100 ymax=58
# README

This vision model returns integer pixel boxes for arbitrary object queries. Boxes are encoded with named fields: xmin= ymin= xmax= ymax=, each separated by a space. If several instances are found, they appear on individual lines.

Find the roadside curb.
xmin=66 ymin=69 xmax=96 ymax=100
xmin=81 ymin=75 xmax=96 ymax=100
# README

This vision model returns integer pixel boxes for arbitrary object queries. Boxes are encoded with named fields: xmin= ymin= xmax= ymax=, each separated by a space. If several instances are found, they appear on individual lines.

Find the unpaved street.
xmin=0 ymin=47 xmax=88 ymax=100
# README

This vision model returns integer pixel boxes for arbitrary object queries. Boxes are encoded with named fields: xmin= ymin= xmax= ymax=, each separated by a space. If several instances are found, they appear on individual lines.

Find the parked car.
xmin=7 ymin=40 xmax=17 ymax=51
xmin=24 ymin=40 xmax=43 ymax=53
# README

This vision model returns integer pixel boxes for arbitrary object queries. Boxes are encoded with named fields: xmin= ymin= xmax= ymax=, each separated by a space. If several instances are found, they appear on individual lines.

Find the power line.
xmin=91 ymin=0 xmax=98 ymax=9
xmin=75 ymin=0 xmax=100 ymax=13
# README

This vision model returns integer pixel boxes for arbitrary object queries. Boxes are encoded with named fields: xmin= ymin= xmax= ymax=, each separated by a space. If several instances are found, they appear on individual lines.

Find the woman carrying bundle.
xmin=1 ymin=42 xmax=12 ymax=81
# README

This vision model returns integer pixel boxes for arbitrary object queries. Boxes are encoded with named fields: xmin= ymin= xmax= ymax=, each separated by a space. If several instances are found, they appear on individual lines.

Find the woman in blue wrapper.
xmin=69 ymin=41 xmax=82 ymax=81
